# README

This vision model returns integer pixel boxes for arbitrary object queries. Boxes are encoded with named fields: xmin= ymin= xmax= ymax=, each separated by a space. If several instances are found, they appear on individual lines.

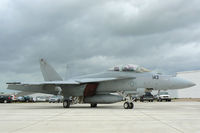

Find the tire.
xmin=168 ymin=99 xmax=171 ymax=102
xmin=91 ymin=103 xmax=97 ymax=108
xmin=135 ymin=99 xmax=137 ymax=102
xmin=158 ymin=98 xmax=162 ymax=102
xmin=124 ymin=102 xmax=129 ymax=109
xmin=4 ymin=100 xmax=7 ymax=103
xmin=63 ymin=100 xmax=70 ymax=108
xmin=128 ymin=102 xmax=134 ymax=109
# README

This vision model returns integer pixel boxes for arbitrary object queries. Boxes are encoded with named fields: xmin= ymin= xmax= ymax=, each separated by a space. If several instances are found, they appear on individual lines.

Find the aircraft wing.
xmin=6 ymin=78 xmax=120 ymax=94
xmin=7 ymin=78 xmax=118 ymax=86
xmin=75 ymin=78 xmax=118 ymax=83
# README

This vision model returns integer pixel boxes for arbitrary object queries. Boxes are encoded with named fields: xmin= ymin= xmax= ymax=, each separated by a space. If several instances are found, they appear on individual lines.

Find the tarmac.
xmin=0 ymin=102 xmax=200 ymax=133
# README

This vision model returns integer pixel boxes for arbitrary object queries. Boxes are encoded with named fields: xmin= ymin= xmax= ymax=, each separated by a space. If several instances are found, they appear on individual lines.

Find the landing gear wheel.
xmin=63 ymin=100 xmax=70 ymax=108
xmin=128 ymin=102 xmax=134 ymax=109
xmin=124 ymin=102 xmax=129 ymax=109
xmin=90 ymin=103 xmax=97 ymax=108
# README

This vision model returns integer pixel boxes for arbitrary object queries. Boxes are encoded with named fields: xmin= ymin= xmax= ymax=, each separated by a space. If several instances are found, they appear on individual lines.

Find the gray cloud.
xmin=1 ymin=0 xmax=200 ymax=92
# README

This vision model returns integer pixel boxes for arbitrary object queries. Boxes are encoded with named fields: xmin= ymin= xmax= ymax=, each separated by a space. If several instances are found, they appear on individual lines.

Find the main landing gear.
xmin=63 ymin=97 xmax=83 ymax=108
xmin=90 ymin=103 xmax=97 ymax=108
xmin=63 ymin=99 xmax=70 ymax=108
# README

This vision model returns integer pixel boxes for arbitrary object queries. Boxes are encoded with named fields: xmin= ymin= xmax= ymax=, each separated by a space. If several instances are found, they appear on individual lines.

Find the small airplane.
xmin=7 ymin=59 xmax=195 ymax=109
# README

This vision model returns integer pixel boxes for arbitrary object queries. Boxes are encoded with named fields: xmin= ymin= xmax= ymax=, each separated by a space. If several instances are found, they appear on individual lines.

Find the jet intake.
xmin=84 ymin=94 xmax=123 ymax=104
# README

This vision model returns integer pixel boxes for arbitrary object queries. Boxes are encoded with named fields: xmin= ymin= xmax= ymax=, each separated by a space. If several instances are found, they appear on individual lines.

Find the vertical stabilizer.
xmin=40 ymin=59 xmax=63 ymax=81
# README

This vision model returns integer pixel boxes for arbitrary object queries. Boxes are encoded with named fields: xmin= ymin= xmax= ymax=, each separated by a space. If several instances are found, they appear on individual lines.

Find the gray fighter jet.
xmin=7 ymin=59 xmax=195 ymax=109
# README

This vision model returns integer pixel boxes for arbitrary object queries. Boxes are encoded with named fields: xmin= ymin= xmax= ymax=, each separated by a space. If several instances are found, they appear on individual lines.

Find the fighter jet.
xmin=7 ymin=59 xmax=195 ymax=109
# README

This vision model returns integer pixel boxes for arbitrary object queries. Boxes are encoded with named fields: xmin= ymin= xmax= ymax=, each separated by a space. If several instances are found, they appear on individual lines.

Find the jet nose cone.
xmin=171 ymin=77 xmax=196 ymax=89
xmin=186 ymin=81 xmax=196 ymax=87
xmin=177 ymin=78 xmax=196 ymax=88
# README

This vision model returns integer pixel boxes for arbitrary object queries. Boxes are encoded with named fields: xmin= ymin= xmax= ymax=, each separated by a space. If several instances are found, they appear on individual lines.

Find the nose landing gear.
xmin=124 ymin=102 xmax=134 ymax=109
xmin=118 ymin=91 xmax=135 ymax=109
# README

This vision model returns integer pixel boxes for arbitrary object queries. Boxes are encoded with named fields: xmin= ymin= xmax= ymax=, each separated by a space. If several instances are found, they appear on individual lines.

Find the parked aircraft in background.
xmin=7 ymin=59 xmax=195 ymax=109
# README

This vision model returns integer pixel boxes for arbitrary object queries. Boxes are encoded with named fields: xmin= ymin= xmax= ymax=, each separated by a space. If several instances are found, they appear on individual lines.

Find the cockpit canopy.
xmin=109 ymin=64 xmax=150 ymax=73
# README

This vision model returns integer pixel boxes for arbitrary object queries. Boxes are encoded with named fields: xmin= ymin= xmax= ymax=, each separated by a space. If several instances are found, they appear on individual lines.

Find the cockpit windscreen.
xmin=109 ymin=64 xmax=150 ymax=73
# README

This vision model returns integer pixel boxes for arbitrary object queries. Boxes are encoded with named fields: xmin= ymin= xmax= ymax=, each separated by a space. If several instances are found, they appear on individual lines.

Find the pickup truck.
xmin=140 ymin=92 xmax=154 ymax=102
xmin=156 ymin=92 xmax=171 ymax=102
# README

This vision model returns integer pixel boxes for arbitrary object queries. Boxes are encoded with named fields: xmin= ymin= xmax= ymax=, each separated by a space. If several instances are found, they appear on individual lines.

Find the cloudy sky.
xmin=1 ymin=0 xmax=200 ymax=92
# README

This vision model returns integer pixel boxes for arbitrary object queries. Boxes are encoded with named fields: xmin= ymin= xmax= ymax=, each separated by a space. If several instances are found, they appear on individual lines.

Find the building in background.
xmin=177 ymin=70 xmax=200 ymax=98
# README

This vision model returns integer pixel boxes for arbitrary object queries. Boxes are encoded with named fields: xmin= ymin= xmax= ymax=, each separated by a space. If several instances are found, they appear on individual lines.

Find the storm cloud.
xmin=1 ymin=0 xmax=200 ymax=92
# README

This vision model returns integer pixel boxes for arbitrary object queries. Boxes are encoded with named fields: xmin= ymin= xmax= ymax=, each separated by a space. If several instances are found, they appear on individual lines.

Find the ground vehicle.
xmin=10 ymin=95 xmax=17 ymax=102
xmin=157 ymin=91 xmax=171 ymax=102
xmin=36 ymin=96 xmax=49 ymax=102
xmin=49 ymin=96 xmax=63 ymax=103
xmin=17 ymin=96 xmax=25 ymax=102
xmin=23 ymin=96 xmax=34 ymax=102
xmin=140 ymin=92 xmax=154 ymax=102
xmin=17 ymin=96 xmax=34 ymax=102
xmin=0 ymin=95 xmax=12 ymax=103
